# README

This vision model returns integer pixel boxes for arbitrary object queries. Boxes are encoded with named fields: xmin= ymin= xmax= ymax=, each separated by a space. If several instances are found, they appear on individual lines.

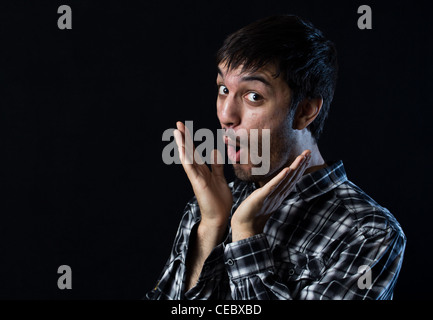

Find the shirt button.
xmin=226 ymin=259 xmax=234 ymax=266
xmin=288 ymin=268 xmax=295 ymax=275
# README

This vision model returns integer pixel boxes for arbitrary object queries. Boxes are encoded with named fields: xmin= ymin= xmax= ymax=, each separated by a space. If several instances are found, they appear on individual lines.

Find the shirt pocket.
xmin=273 ymin=245 xmax=326 ymax=284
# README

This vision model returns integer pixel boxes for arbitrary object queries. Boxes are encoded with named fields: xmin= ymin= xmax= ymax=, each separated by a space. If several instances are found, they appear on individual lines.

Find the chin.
xmin=233 ymin=164 xmax=266 ymax=183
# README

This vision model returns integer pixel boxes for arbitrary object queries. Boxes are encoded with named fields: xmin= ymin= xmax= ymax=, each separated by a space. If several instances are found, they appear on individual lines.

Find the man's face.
xmin=216 ymin=62 xmax=297 ymax=183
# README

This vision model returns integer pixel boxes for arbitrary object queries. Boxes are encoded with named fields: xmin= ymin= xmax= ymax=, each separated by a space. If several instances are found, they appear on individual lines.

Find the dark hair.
xmin=216 ymin=15 xmax=338 ymax=142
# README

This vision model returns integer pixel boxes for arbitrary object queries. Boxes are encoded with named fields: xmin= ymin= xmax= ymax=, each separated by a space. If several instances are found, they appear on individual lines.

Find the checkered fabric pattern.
xmin=146 ymin=161 xmax=406 ymax=300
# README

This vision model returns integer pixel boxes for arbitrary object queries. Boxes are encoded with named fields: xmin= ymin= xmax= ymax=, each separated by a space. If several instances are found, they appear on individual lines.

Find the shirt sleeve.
xmin=145 ymin=200 xmax=229 ymax=300
xmin=223 ymin=228 xmax=406 ymax=300
xmin=145 ymin=202 xmax=200 ymax=300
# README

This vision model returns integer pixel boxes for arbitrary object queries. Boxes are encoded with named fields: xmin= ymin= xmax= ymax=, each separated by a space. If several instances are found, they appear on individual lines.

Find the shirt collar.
xmin=232 ymin=160 xmax=347 ymax=202
xmin=295 ymin=160 xmax=347 ymax=201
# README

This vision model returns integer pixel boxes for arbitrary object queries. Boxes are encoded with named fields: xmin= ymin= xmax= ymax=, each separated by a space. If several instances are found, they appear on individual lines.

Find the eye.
xmin=245 ymin=92 xmax=262 ymax=102
xmin=218 ymin=85 xmax=229 ymax=95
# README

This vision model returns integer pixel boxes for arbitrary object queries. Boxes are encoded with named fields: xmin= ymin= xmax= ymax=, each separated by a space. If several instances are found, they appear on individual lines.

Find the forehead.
xmin=217 ymin=62 xmax=278 ymax=82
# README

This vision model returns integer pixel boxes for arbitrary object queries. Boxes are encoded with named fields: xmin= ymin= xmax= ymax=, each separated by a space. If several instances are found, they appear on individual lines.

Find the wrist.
xmin=231 ymin=217 xmax=268 ymax=242
xmin=231 ymin=223 xmax=262 ymax=242
xmin=198 ymin=219 xmax=228 ymax=243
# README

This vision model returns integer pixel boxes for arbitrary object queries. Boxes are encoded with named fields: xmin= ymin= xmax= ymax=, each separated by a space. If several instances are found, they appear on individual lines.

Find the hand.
xmin=173 ymin=121 xmax=233 ymax=230
xmin=231 ymin=150 xmax=312 ymax=242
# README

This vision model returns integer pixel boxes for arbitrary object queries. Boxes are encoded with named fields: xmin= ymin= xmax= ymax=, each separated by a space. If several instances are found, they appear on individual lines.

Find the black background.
xmin=0 ymin=0 xmax=432 ymax=299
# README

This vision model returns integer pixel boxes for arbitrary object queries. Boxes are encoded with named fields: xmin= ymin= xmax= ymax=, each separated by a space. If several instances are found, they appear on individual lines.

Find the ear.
xmin=292 ymin=97 xmax=323 ymax=130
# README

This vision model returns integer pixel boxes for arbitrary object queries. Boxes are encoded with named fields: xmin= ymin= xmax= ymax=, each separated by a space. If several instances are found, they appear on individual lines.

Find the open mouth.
xmin=223 ymin=129 xmax=249 ymax=163
xmin=225 ymin=137 xmax=242 ymax=163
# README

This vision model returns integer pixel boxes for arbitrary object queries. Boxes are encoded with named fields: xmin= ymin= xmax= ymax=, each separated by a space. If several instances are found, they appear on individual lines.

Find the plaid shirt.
xmin=146 ymin=161 xmax=406 ymax=300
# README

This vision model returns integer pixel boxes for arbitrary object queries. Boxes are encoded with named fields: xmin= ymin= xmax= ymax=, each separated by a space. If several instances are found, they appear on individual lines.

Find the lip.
xmin=224 ymin=136 xmax=240 ymax=148
xmin=226 ymin=144 xmax=241 ymax=163
xmin=224 ymin=136 xmax=241 ymax=163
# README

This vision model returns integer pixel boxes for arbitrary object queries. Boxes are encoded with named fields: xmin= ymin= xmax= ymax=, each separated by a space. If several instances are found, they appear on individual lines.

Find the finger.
xmin=258 ymin=166 xmax=292 ymax=199
xmin=257 ymin=167 xmax=294 ymax=213
xmin=173 ymin=125 xmax=184 ymax=149
xmin=288 ymin=150 xmax=310 ymax=171
xmin=211 ymin=149 xmax=225 ymax=178
xmin=257 ymin=151 xmax=312 ymax=214
xmin=177 ymin=121 xmax=195 ymax=152
xmin=174 ymin=122 xmax=211 ymax=185
xmin=176 ymin=121 xmax=184 ymax=133
xmin=174 ymin=128 xmax=194 ymax=175
xmin=174 ymin=128 xmax=186 ymax=162
xmin=174 ymin=124 xmax=199 ymax=183
xmin=175 ymin=121 xmax=187 ymax=137
xmin=176 ymin=121 xmax=199 ymax=165
xmin=257 ymin=162 xmax=303 ymax=214
xmin=280 ymin=154 xmax=311 ymax=196
xmin=268 ymin=151 xmax=311 ymax=198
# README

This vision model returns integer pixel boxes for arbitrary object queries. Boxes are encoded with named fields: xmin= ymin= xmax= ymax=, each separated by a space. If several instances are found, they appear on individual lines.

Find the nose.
xmin=217 ymin=95 xmax=241 ymax=129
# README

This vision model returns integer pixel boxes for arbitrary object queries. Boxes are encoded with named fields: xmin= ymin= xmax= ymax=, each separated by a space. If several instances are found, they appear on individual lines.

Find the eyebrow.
xmin=217 ymin=67 xmax=272 ymax=87
xmin=240 ymin=75 xmax=271 ymax=87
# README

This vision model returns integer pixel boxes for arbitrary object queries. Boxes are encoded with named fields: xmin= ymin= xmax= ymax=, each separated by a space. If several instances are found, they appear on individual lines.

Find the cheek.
xmin=266 ymin=113 xmax=292 ymax=154
xmin=247 ymin=110 xmax=286 ymax=131
xmin=248 ymin=112 xmax=259 ymax=122
xmin=244 ymin=112 xmax=266 ymax=131
xmin=269 ymin=104 xmax=291 ymax=131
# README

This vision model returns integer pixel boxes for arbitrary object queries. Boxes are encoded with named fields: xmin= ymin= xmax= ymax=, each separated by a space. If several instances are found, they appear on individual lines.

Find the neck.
xmin=301 ymin=141 xmax=327 ymax=174
xmin=257 ymin=132 xmax=327 ymax=188
xmin=290 ymin=129 xmax=327 ymax=175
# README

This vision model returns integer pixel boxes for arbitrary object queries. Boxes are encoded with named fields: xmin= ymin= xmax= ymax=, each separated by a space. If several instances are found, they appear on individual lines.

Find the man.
xmin=147 ymin=15 xmax=406 ymax=300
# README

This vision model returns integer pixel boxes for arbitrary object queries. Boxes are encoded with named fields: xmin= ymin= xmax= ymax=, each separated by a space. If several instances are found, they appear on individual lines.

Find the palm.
xmin=191 ymin=165 xmax=232 ymax=219
xmin=174 ymin=122 xmax=232 ymax=224
xmin=231 ymin=150 xmax=311 ymax=241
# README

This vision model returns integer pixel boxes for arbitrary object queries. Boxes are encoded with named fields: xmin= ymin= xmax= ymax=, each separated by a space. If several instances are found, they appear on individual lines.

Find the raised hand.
xmin=174 ymin=121 xmax=234 ymax=291
xmin=231 ymin=150 xmax=312 ymax=242
xmin=173 ymin=121 xmax=233 ymax=230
